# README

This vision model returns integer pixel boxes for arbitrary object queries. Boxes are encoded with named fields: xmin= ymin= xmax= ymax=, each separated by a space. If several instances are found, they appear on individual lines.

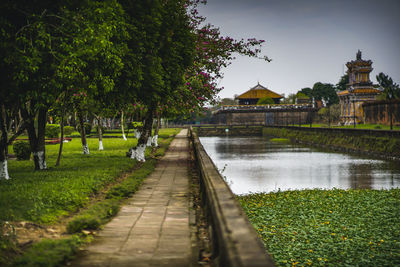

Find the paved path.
xmin=74 ymin=129 xmax=194 ymax=266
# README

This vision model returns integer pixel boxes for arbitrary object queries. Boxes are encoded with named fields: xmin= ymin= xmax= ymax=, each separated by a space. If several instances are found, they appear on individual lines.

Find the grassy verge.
xmin=1 ymin=128 xmax=180 ymax=265
xmin=238 ymin=189 xmax=400 ymax=266
xmin=11 ymin=235 xmax=86 ymax=267
xmin=263 ymin=127 xmax=400 ymax=158
xmin=299 ymin=123 xmax=400 ymax=131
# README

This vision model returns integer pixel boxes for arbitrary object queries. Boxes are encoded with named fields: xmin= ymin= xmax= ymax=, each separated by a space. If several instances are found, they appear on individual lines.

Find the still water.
xmin=200 ymin=136 xmax=400 ymax=195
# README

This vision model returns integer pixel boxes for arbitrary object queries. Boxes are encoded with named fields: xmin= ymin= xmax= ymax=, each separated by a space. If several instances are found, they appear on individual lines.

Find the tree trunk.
xmin=152 ymin=113 xmax=161 ymax=147
xmin=130 ymin=108 xmax=153 ymax=162
xmin=78 ymin=109 xmax=89 ymax=154
xmin=134 ymin=129 xmax=141 ymax=139
xmin=55 ymin=110 xmax=64 ymax=166
xmin=121 ymin=110 xmax=127 ymax=141
xmin=98 ymin=117 xmax=103 ymax=151
xmin=126 ymin=114 xmax=133 ymax=138
xmin=22 ymin=107 xmax=47 ymax=170
xmin=0 ymin=106 xmax=9 ymax=180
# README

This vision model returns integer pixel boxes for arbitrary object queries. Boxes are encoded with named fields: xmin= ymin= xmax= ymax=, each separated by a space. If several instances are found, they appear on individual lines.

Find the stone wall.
xmin=213 ymin=109 xmax=316 ymax=126
xmin=189 ymin=129 xmax=275 ymax=267
xmin=195 ymin=126 xmax=263 ymax=136
xmin=263 ymin=126 xmax=400 ymax=160
xmin=363 ymin=99 xmax=400 ymax=126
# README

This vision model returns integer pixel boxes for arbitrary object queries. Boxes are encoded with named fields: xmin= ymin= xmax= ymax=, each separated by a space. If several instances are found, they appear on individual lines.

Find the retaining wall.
xmin=264 ymin=125 xmax=400 ymax=138
xmin=363 ymin=99 xmax=400 ymax=125
xmin=263 ymin=126 xmax=400 ymax=160
xmin=189 ymin=129 xmax=275 ymax=267
xmin=195 ymin=125 xmax=263 ymax=136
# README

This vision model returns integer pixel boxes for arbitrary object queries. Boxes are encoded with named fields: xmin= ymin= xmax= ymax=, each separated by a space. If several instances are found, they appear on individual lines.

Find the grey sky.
xmin=198 ymin=0 xmax=400 ymax=99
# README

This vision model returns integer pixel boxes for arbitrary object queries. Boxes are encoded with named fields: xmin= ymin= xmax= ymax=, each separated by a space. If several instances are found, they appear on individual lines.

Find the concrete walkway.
xmin=74 ymin=129 xmax=194 ymax=266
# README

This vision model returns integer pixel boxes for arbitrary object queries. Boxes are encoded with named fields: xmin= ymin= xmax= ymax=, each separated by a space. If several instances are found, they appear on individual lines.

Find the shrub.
xmin=76 ymin=122 xmax=92 ymax=135
xmin=45 ymin=124 xmax=60 ymax=138
xmin=257 ymin=96 xmax=274 ymax=105
xmin=12 ymin=141 xmax=31 ymax=160
xmin=66 ymin=215 xmax=101 ymax=234
xmin=63 ymin=126 xmax=75 ymax=136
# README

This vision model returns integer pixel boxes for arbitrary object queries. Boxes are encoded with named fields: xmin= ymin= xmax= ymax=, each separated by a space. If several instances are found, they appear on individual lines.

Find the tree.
xmin=1 ymin=0 xmax=67 ymax=170
xmin=312 ymin=82 xmax=338 ymax=127
xmin=296 ymin=92 xmax=309 ymax=99
xmin=376 ymin=72 xmax=400 ymax=100
xmin=298 ymin=87 xmax=312 ymax=98
xmin=376 ymin=72 xmax=400 ymax=130
xmin=58 ymin=0 xmax=129 ymax=155
xmin=257 ymin=97 xmax=274 ymax=105
xmin=220 ymin=98 xmax=237 ymax=106
xmin=282 ymin=93 xmax=296 ymax=104
xmin=312 ymin=82 xmax=339 ymax=106
xmin=336 ymin=74 xmax=349 ymax=92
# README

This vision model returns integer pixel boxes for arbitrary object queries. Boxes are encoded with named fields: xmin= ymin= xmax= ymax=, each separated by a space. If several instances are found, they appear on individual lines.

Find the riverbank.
xmin=238 ymin=189 xmax=400 ymax=266
xmin=262 ymin=127 xmax=400 ymax=160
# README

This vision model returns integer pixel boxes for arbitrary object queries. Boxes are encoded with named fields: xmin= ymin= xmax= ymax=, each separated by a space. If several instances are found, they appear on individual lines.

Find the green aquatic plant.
xmin=238 ymin=189 xmax=400 ymax=266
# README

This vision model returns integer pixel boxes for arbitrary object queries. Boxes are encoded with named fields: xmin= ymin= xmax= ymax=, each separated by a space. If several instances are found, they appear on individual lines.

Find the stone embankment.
xmin=190 ymin=129 xmax=275 ymax=267
xmin=194 ymin=125 xmax=263 ymax=136
xmin=73 ymin=129 xmax=275 ymax=267
xmin=263 ymin=126 xmax=400 ymax=160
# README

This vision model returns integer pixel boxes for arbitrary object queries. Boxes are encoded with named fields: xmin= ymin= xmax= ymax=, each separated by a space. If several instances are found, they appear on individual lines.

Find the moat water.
xmin=199 ymin=136 xmax=400 ymax=195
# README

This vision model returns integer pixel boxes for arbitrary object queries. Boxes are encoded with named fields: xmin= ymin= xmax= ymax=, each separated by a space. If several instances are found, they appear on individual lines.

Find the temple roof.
xmin=236 ymin=83 xmax=283 ymax=99
xmin=346 ymin=50 xmax=372 ymax=68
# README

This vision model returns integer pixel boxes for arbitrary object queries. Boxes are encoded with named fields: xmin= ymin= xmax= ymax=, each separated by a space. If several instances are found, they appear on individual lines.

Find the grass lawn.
xmin=1 ymin=128 xmax=180 ymax=265
xmin=238 ymin=189 xmax=400 ymax=266
xmin=2 ymin=128 xmax=180 ymax=224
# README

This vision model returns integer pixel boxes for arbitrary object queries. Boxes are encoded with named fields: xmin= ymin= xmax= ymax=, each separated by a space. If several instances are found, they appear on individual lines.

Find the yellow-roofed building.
xmin=235 ymin=83 xmax=283 ymax=105
xmin=337 ymin=50 xmax=382 ymax=125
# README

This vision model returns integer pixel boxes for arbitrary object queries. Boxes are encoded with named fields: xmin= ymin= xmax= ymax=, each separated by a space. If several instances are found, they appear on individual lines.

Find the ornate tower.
xmin=338 ymin=51 xmax=381 ymax=125
xmin=347 ymin=50 xmax=373 ymax=89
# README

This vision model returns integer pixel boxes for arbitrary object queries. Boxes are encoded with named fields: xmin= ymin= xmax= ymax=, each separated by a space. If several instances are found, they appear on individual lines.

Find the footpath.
xmin=73 ymin=129 xmax=194 ymax=266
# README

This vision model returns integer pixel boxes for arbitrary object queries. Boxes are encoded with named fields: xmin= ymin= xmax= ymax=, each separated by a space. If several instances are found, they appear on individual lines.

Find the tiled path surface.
xmin=73 ymin=129 xmax=194 ymax=266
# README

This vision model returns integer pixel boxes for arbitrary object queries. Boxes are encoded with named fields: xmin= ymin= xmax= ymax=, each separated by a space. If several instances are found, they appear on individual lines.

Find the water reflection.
xmin=200 ymin=136 xmax=400 ymax=195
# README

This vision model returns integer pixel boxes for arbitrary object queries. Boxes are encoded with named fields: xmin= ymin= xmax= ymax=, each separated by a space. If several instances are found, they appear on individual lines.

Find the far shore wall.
xmin=363 ymin=100 xmax=400 ymax=126
xmin=213 ymin=110 xmax=316 ymax=126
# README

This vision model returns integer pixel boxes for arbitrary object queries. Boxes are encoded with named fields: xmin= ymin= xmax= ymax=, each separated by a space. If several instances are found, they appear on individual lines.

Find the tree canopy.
xmin=257 ymin=97 xmax=275 ymax=105
xmin=376 ymin=72 xmax=400 ymax=100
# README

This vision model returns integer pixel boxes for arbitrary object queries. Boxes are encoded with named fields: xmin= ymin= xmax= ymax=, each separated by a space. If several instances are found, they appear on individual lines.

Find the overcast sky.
xmin=198 ymin=0 xmax=400 ymax=99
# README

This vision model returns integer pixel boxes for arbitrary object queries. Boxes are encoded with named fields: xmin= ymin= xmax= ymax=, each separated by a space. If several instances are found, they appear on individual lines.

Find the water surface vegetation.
xmin=238 ymin=189 xmax=400 ymax=266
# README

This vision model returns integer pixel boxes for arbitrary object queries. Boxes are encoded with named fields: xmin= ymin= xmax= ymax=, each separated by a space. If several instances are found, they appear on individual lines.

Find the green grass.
xmin=299 ymin=123 xmax=400 ymax=131
xmin=1 ymin=128 xmax=180 ymax=266
xmin=238 ymin=189 xmax=400 ymax=266
xmin=2 ymin=128 xmax=180 ymax=224
xmin=11 ymin=235 xmax=85 ymax=267
xmin=269 ymin=138 xmax=290 ymax=143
